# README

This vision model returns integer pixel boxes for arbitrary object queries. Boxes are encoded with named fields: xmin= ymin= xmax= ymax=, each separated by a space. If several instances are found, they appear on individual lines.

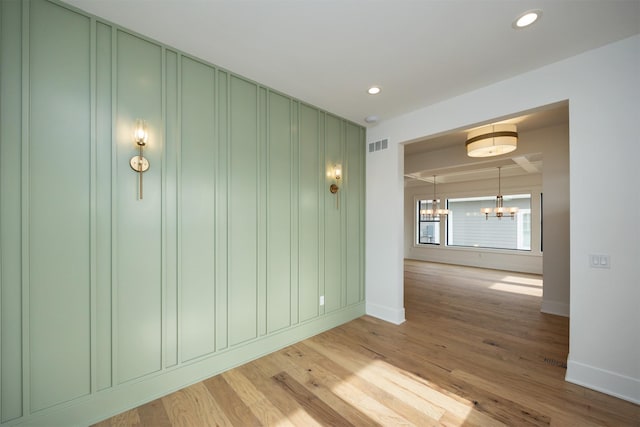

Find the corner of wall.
xmin=541 ymin=299 xmax=569 ymax=317
xmin=366 ymin=301 xmax=406 ymax=325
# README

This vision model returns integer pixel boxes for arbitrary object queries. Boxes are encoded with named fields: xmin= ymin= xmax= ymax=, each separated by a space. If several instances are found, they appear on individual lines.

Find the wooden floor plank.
xmin=93 ymin=261 xmax=640 ymax=426
xmin=203 ymin=375 xmax=262 ymax=426
xmin=307 ymin=329 xmax=510 ymax=427
xmin=92 ymin=408 xmax=140 ymax=427
xmin=161 ymin=382 xmax=232 ymax=427
xmin=237 ymin=360 xmax=324 ymax=426
xmin=273 ymin=343 xmax=418 ymax=426
xmin=303 ymin=336 xmax=448 ymax=422
xmin=271 ymin=371 xmax=354 ymax=426
xmin=221 ymin=368 xmax=295 ymax=426
xmin=268 ymin=347 xmax=383 ymax=427
xmin=137 ymin=399 xmax=172 ymax=427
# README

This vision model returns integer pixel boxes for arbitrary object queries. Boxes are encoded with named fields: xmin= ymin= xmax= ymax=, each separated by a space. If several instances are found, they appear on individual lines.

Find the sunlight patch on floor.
xmin=281 ymin=408 xmax=320 ymax=426
xmin=363 ymin=358 xmax=469 ymax=420
xmin=323 ymin=352 xmax=507 ymax=426
xmin=500 ymin=275 xmax=543 ymax=286
xmin=330 ymin=375 xmax=416 ymax=425
xmin=489 ymin=281 xmax=543 ymax=296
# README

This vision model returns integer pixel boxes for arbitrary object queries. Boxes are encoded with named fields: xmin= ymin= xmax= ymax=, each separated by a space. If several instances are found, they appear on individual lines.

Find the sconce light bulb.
xmin=334 ymin=164 xmax=342 ymax=180
xmin=134 ymin=119 xmax=148 ymax=146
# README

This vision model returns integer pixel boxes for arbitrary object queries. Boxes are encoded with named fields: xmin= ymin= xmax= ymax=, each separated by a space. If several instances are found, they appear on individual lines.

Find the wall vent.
xmin=368 ymin=138 xmax=389 ymax=153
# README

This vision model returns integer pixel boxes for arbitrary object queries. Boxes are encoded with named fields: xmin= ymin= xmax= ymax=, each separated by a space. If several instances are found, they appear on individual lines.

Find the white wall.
xmin=365 ymin=142 xmax=406 ymax=324
xmin=366 ymin=35 xmax=640 ymax=403
xmin=539 ymin=124 xmax=570 ymax=317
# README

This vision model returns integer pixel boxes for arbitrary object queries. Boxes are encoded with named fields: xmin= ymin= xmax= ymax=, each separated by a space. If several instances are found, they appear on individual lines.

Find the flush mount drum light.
xmin=466 ymin=123 xmax=518 ymax=158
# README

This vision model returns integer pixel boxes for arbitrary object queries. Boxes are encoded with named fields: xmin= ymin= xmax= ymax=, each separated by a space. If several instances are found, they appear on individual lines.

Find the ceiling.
xmin=61 ymin=0 xmax=639 ymax=127
xmin=403 ymin=103 xmax=569 ymax=156
xmin=403 ymin=102 xmax=568 ymax=187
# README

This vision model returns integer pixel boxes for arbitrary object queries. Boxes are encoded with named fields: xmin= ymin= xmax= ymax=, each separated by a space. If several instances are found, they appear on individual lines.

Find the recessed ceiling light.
xmin=513 ymin=10 xmax=542 ymax=29
xmin=365 ymin=115 xmax=379 ymax=123
xmin=368 ymin=86 xmax=381 ymax=95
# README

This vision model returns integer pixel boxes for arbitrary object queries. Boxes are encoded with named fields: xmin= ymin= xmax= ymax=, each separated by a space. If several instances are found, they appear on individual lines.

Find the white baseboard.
xmin=566 ymin=357 xmax=640 ymax=404
xmin=366 ymin=301 xmax=406 ymax=325
xmin=541 ymin=299 xmax=569 ymax=317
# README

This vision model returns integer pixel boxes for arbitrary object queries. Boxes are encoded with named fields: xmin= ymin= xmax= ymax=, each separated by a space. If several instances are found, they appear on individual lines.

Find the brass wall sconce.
xmin=329 ymin=164 xmax=342 ymax=208
xmin=130 ymin=119 xmax=150 ymax=199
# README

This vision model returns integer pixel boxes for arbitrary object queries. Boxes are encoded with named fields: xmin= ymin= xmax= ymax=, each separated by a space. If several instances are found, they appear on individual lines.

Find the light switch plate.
xmin=589 ymin=254 xmax=610 ymax=269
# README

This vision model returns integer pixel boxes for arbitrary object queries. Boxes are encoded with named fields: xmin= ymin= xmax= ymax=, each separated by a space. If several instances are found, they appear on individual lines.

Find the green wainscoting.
xmin=115 ymin=29 xmax=165 ymax=386
xmin=324 ymin=114 xmax=344 ymax=313
xmin=266 ymin=92 xmax=296 ymax=334
xmin=95 ymin=19 xmax=114 ymax=393
xmin=0 ymin=1 xmax=365 ymax=425
xmin=28 ymin=0 xmax=92 ymax=412
xmin=298 ymin=104 xmax=323 ymax=322
xmin=0 ymin=1 xmax=25 ymax=423
xmin=180 ymin=56 xmax=217 ymax=363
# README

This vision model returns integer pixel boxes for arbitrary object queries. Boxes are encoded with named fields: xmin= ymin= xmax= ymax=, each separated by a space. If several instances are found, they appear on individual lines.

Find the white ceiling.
xmin=403 ymin=103 xmax=569 ymax=155
xmin=62 ymin=0 xmax=639 ymax=127
xmin=403 ymin=102 xmax=567 ymax=187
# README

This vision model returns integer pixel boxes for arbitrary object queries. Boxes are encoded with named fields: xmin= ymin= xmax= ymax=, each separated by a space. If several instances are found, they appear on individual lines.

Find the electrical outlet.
xmin=320 ymin=295 xmax=325 ymax=306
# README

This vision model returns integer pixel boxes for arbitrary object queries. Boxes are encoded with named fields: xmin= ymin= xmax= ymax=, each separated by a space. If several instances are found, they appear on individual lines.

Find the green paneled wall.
xmin=0 ymin=1 xmax=365 ymax=425
xmin=215 ymin=70 xmax=230 ymax=353
xmin=345 ymin=122 xmax=365 ymax=305
xmin=0 ymin=0 xmax=23 ymax=422
xmin=115 ymin=30 xmax=164 ymax=384
xmin=95 ymin=20 xmax=114 ymax=392
xmin=228 ymin=75 xmax=260 ymax=346
xmin=180 ymin=56 xmax=217 ymax=362
xmin=29 ymin=0 xmax=92 ymax=410
xmin=324 ymin=115 xmax=344 ymax=313
xmin=165 ymin=49 xmax=179 ymax=367
xmin=298 ymin=105 xmax=323 ymax=322
xmin=267 ymin=92 xmax=295 ymax=333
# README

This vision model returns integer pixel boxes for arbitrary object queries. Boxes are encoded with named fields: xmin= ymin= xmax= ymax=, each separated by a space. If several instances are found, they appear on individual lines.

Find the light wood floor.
xmin=94 ymin=261 xmax=640 ymax=426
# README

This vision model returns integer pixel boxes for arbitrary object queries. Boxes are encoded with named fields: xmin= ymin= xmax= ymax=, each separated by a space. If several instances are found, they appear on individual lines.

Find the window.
xmin=447 ymin=194 xmax=531 ymax=250
xmin=416 ymin=199 xmax=441 ymax=245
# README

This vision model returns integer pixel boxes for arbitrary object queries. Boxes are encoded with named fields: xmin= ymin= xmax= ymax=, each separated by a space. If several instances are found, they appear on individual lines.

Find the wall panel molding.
xmin=95 ymin=19 xmax=113 ymax=392
xmin=179 ymin=55 xmax=217 ymax=362
xmin=266 ymin=91 xmax=294 ymax=334
xmin=215 ymin=69 xmax=229 ymax=353
xmin=228 ymin=75 xmax=260 ymax=347
xmin=114 ymin=29 xmax=163 ymax=385
xmin=0 ymin=0 xmax=25 ymax=422
xmin=29 ymin=0 xmax=92 ymax=410
xmin=21 ymin=0 xmax=32 ymax=419
xmin=0 ymin=1 xmax=365 ymax=425
xmin=164 ymin=49 xmax=179 ymax=369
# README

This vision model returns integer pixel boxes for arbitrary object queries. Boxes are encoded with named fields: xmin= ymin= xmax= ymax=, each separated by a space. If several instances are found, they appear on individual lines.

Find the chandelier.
xmin=420 ymin=176 xmax=449 ymax=221
xmin=482 ymin=167 xmax=518 ymax=220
